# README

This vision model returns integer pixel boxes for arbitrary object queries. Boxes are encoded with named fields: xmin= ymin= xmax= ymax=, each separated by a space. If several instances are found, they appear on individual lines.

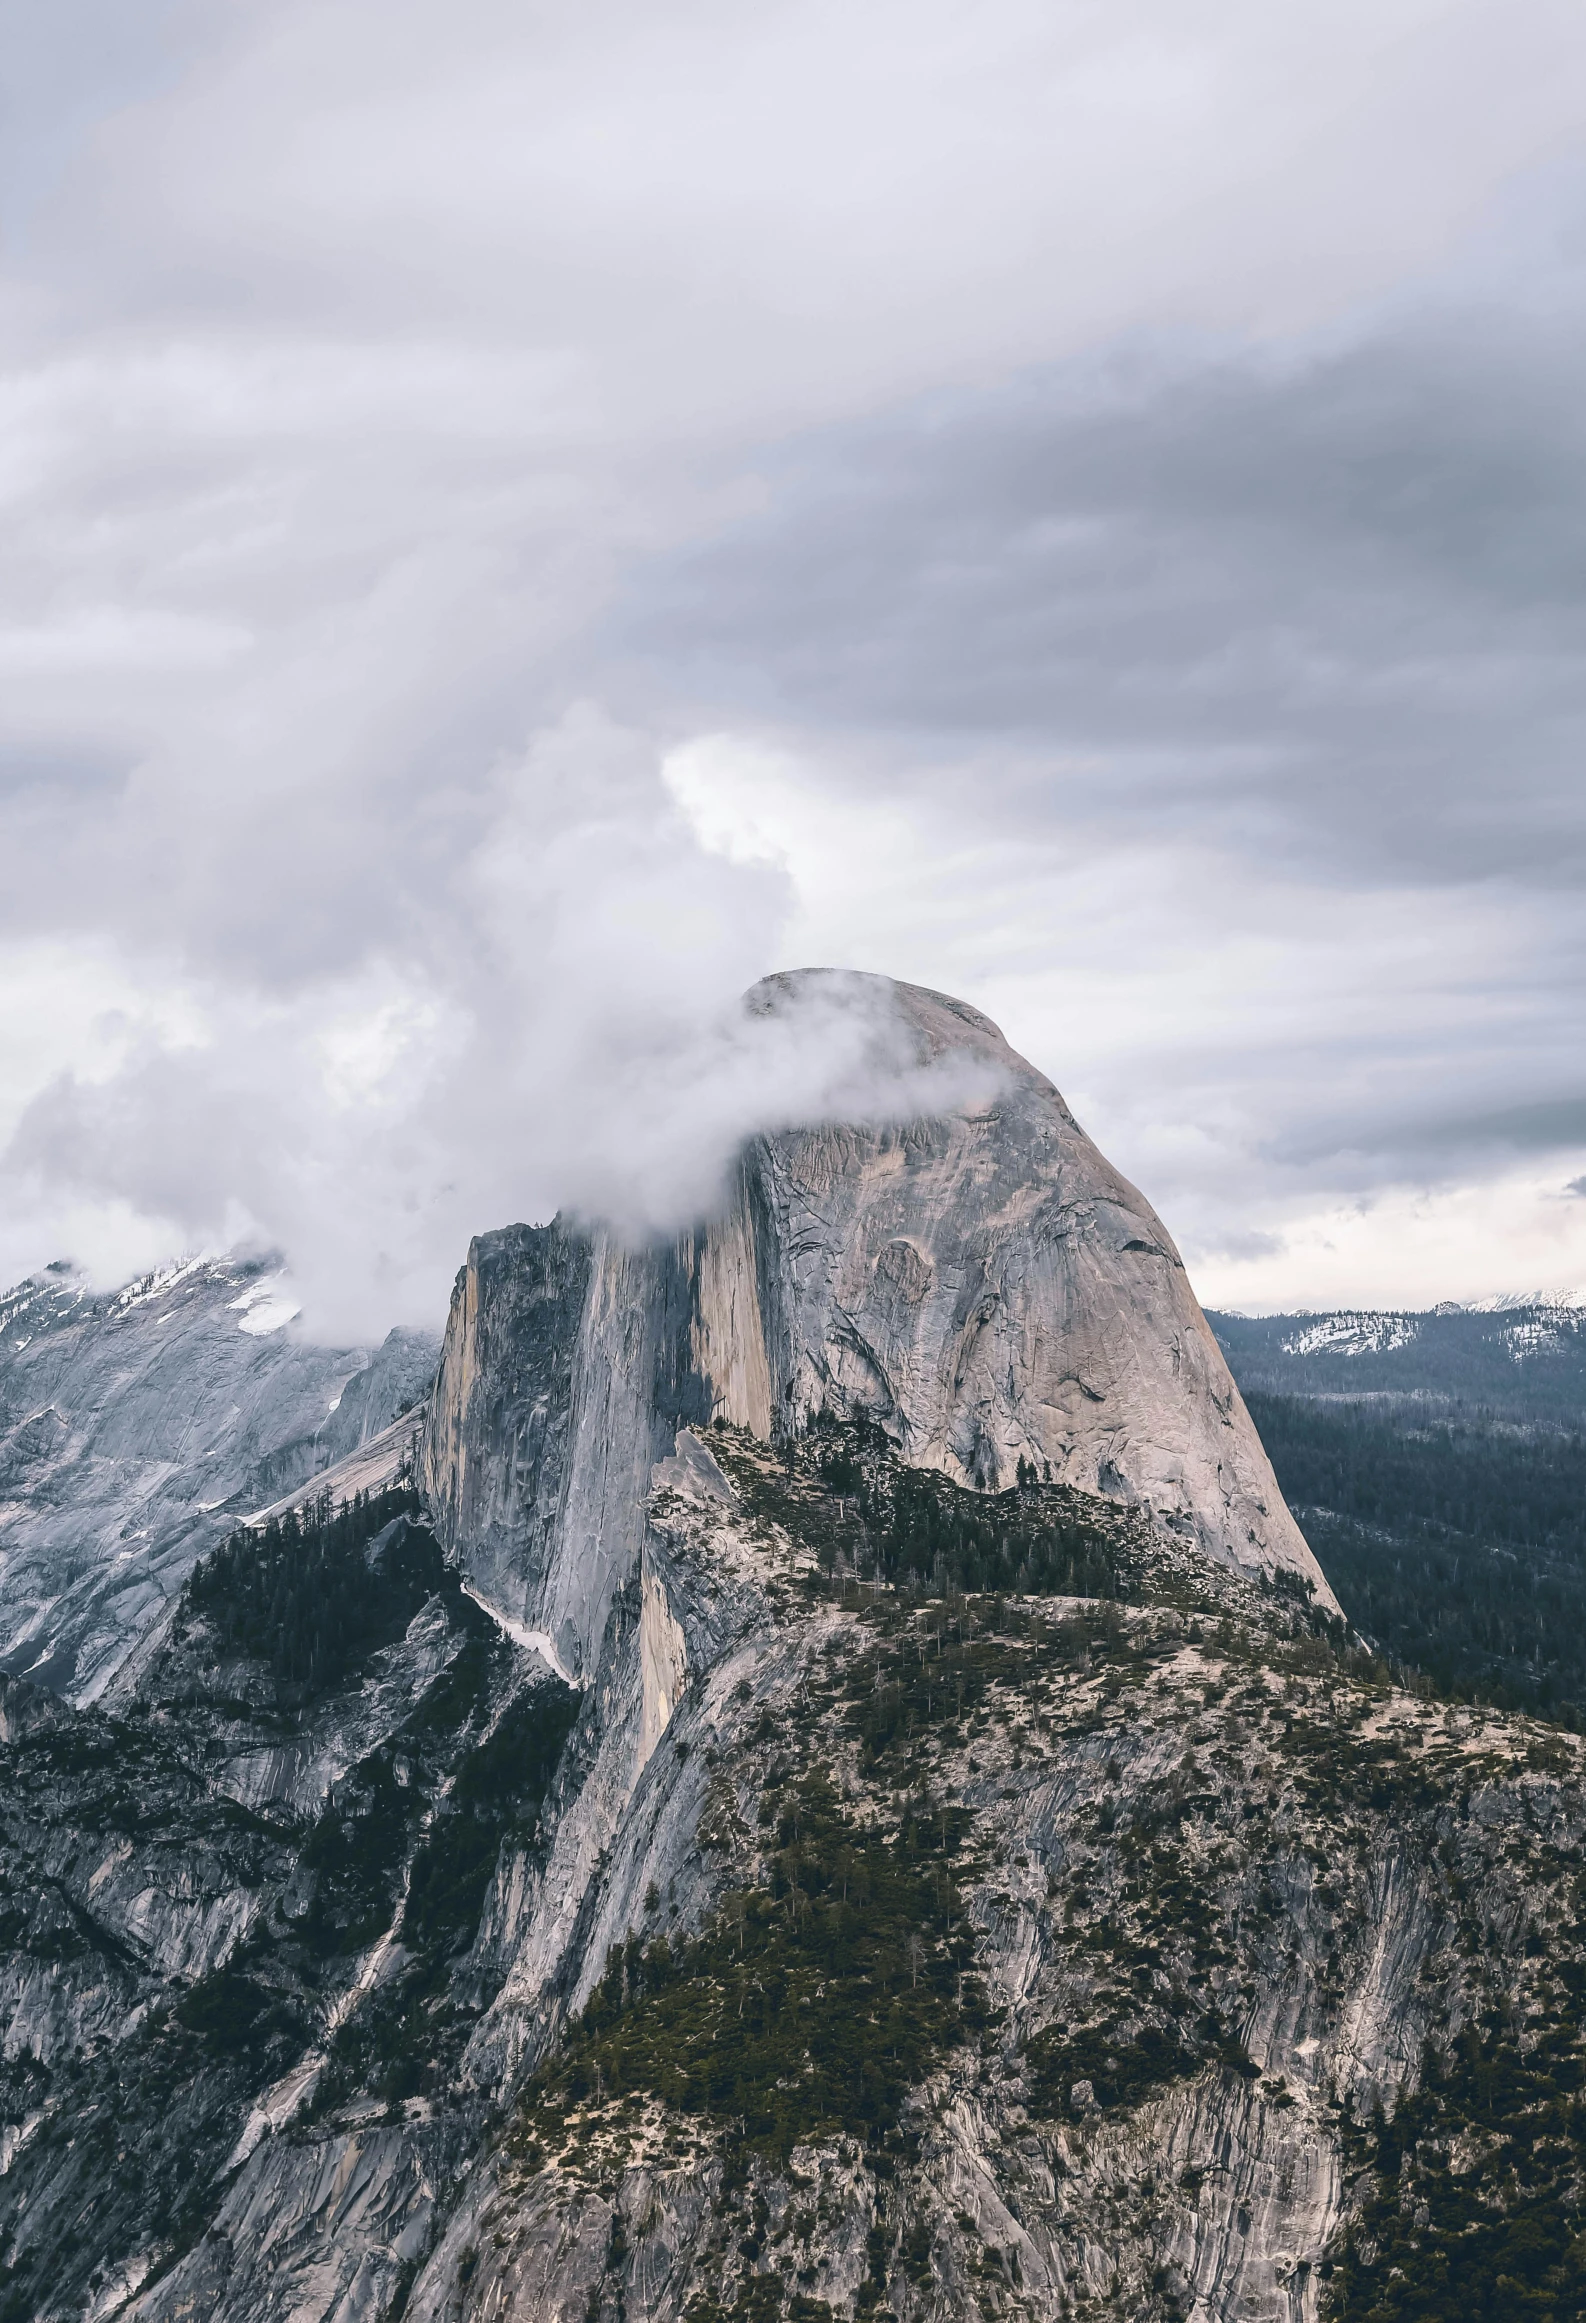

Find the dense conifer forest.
xmin=1246 ymin=1395 xmax=1586 ymax=1724
xmin=185 ymin=1484 xmax=449 ymax=1706
xmin=1212 ymin=1307 xmax=1586 ymax=1728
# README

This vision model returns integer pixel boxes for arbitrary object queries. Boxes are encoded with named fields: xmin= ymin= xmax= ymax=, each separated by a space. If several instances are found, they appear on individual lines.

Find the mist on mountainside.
xmin=3 ymin=934 xmax=1004 ymax=1342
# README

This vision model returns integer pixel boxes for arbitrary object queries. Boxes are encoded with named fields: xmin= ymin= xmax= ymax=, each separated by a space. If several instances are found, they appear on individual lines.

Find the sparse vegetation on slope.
xmin=10 ymin=1401 xmax=1586 ymax=2323
xmin=1331 ymin=2017 xmax=1586 ymax=2322
xmin=0 ymin=1494 xmax=579 ymax=2323
xmin=703 ymin=1404 xmax=1133 ymax=1602
xmin=524 ymin=1760 xmax=988 ymax=2168
xmin=497 ymin=1419 xmax=1586 ymax=2323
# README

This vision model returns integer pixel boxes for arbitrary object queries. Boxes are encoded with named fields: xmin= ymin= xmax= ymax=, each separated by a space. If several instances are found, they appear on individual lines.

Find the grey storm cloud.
xmin=1285 ymin=1096 xmax=1586 ymax=1170
xmin=617 ymin=253 xmax=1586 ymax=897
xmin=596 ymin=223 xmax=1586 ymax=1222
xmin=2 ymin=0 xmax=1585 ymax=1320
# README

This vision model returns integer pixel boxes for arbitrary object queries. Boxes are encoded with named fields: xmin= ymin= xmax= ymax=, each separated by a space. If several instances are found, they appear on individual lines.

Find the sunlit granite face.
xmin=422 ymin=972 xmax=1331 ymax=1683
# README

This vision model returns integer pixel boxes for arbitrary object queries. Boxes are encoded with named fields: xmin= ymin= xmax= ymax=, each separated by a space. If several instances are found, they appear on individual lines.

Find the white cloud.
xmin=1194 ymin=1164 xmax=1586 ymax=1314
xmin=662 ymin=736 xmax=1586 ymax=1308
xmin=1 ymin=712 xmax=1009 ymax=1336
xmin=1 ymin=0 xmax=1584 ymax=1324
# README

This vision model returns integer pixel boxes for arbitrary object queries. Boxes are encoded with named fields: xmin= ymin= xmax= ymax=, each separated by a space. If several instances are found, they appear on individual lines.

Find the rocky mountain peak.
xmin=0 ymin=1251 xmax=440 ymax=1703
xmin=2 ymin=977 xmax=1582 ymax=2323
xmin=422 ymin=972 xmax=1333 ymax=1680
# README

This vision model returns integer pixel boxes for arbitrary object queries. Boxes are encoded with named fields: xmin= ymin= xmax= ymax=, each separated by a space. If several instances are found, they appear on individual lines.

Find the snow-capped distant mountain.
xmin=1279 ymin=1311 xmax=1421 ymax=1360
xmin=1210 ymin=1297 xmax=1586 ymax=1419
xmin=0 ymin=1254 xmax=439 ymax=1701
xmin=1467 ymin=1287 xmax=1586 ymax=1313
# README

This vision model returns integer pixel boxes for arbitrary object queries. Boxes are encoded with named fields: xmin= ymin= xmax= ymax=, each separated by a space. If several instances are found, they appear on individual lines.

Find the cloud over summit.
xmin=2 ymin=0 xmax=1586 ymax=1319
xmin=1 ymin=707 xmax=1003 ymax=1339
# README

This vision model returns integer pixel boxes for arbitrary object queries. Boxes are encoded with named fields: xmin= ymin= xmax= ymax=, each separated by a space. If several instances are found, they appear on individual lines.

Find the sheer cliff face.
xmin=423 ymin=973 xmax=1331 ymax=1676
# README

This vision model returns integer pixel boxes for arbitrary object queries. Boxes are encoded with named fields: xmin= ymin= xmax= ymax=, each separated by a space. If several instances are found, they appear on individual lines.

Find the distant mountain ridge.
xmin=1208 ymin=1297 xmax=1586 ymax=1424
xmin=0 ymin=1253 xmax=440 ymax=1702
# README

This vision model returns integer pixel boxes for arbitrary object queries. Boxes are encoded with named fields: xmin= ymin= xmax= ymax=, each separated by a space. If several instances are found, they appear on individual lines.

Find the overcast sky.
xmin=2 ymin=0 xmax=1584 ymax=1334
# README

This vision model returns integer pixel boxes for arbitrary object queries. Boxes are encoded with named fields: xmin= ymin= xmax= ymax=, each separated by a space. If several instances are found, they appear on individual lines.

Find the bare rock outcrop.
xmin=0 ymin=1254 xmax=439 ymax=1702
xmin=2 ymin=1369 xmax=1578 ymax=2323
xmin=422 ymin=971 xmax=1332 ymax=1678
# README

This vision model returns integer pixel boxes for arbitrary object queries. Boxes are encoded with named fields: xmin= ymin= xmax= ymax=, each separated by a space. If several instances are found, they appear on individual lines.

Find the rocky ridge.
xmin=2 ymin=1420 xmax=1580 ymax=2323
xmin=1 ymin=974 xmax=1580 ymax=2322
xmin=0 ymin=1253 xmax=439 ymax=1702
xmin=395 ymin=1424 xmax=1586 ymax=2323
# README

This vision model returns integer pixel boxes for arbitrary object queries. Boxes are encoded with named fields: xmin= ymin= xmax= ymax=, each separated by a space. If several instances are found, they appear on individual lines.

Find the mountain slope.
xmin=0 ymin=1484 xmax=576 ymax=2323
xmin=7 ymin=1417 xmax=1570 ymax=2323
xmin=423 ymin=973 xmax=1333 ymax=1687
xmin=396 ymin=1426 xmax=1586 ymax=2323
xmin=0 ymin=1255 xmax=439 ymax=1701
xmin=4 ymin=979 xmax=1579 ymax=2322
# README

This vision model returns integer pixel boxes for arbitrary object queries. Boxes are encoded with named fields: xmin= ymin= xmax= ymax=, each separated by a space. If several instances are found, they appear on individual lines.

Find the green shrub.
xmin=526 ymin=1767 xmax=989 ymax=2164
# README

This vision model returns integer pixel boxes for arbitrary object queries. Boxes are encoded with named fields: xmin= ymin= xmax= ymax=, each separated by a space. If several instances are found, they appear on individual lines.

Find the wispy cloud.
xmin=1 ymin=0 xmax=1584 ymax=1321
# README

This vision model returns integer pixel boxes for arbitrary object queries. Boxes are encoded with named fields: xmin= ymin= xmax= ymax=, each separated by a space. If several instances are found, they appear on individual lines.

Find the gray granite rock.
xmin=0 ymin=1254 xmax=439 ymax=1701
xmin=422 ymin=971 xmax=1333 ymax=1682
xmin=7 ymin=974 xmax=1476 ymax=2323
xmin=1 ymin=1343 xmax=1577 ymax=2323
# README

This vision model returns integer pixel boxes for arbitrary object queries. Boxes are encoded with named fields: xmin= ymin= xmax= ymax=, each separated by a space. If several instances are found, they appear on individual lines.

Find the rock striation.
xmin=0 ymin=1254 xmax=439 ymax=1702
xmin=0 ymin=1417 xmax=1570 ymax=2323
xmin=422 ymin=972 xmax=1333 ymax=1678
xmin=391 ymin=1432 xmax=1586 ymax=2323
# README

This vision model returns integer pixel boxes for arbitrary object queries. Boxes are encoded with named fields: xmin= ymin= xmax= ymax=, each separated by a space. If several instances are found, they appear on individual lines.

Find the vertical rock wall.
xmin=422 ymin=1224 xmax=593 ymax=1652
xmin=421 ymin=974 xmax=1335 ymax=1680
